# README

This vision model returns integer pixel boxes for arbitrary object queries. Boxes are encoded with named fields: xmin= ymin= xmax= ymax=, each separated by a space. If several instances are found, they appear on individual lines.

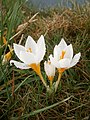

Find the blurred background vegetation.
xmin=0 ymin=0 xmax=90 ymax=119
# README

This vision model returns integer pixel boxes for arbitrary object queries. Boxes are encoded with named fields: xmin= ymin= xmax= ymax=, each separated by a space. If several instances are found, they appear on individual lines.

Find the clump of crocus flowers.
xmin=10 ymin=35 xmax=81 ymax=93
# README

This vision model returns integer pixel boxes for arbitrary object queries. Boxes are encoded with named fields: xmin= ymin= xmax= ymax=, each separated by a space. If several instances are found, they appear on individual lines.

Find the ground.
xmin=0 ymin=0 xmax=90 ymax=120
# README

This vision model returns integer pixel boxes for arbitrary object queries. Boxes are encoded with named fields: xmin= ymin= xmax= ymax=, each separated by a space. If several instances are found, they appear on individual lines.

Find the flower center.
xmin=27 ymin=48 xmax=32 ymax=53
xmin=60 ymin=50 xmax=66 ymax=59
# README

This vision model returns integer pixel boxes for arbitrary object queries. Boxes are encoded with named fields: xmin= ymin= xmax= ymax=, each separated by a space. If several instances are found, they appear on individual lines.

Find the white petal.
xmin=44 ymin=61 xmax=55 ymax=77
xmin=20 ymin=51 xmax=36 ymax=64
xmin=59 ymin=58 xmax=71 ymax=68
xmin=58 ymin=38 xmax=67 ymax=50
xmin=25 ymin=36 xmax=37 ymax=54
xmin=10 ymin=60 xmax=30 ymax=69
xmin=54 ymin=45 xmax=62 ymax=60
xmin=36 ymin=35 xmax=46 ymax=62
xmin=14 ymin=43 xmax=25 ymax=60
xmin=49 ymin=54 xmax=60 ymax=68
xmin=44 ymin=61 xmax=49 ymax=76
xmin=70 ymin=52 xmax=81 ymax=68
xmin=64 ymin=44 xmax=73 ymax=60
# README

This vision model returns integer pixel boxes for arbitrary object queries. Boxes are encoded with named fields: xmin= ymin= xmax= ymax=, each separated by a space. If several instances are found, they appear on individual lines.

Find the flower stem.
xmin=30 ymin=63 xmax=48 ymax=89
xmin=50 ymin=80 xmax=53 ymax=88
xmin=55 ymin=73 xmax=62 ymax=92
xmin=38 ymin=72 xmax=47 ymax=88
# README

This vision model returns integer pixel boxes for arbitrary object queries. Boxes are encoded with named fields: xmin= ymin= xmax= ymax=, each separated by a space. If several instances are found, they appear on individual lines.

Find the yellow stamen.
xmin=59 ymin=50 xmax=66 ymax=73
xmin=60 ymin=50 xmax=66 ymax=59
xmin=27 ymin=48 xmax=32 ymax=53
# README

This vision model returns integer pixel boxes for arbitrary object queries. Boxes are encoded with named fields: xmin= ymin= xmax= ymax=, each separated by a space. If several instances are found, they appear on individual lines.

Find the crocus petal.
xmin=44 ymin=61 xmax=50 ymax=76
xmin=49 ymin=55 xmax=60 ymax=68
xmin=64 ymin=44 xmax=73 ymax=60
xmin=54 ymin=45 xmax=62 ymax=60
xmin=36 ymin=35 xmax=46 ymax=62
xmin=59 ymin=58 xmax=71 ymax=68
xmin=58 ymin=38 xmax=67 ymax=50
xmin=44 ymin=61 xmax=55 ymax=77
xmin=10 ymin=60 xmax=30 ymax=69
xmin=14 ymin=43 xmax=25 ymax=60
xmin=25 ymin=36 xmax=37 ymax=54
xmin=20 ymin=51 xmax=36 ymax=64
xmin=70 ymin=52 xmax=81 ymax=68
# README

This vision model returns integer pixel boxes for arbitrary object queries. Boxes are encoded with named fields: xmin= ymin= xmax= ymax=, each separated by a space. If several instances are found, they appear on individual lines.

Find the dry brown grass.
xmin=0 ymin=1 xmax=90 ymax=120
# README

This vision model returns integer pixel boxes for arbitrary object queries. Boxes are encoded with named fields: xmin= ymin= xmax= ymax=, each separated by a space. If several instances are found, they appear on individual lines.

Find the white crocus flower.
xmin=44 ymin=60 xmax=55 ymax=81
xmin=50 ymin=38 xmax=81 ymax=73
xmin=10 ymin=35 xmax=47 ymax=88
xmin=10 ymin=35 xmax=46 ymax=75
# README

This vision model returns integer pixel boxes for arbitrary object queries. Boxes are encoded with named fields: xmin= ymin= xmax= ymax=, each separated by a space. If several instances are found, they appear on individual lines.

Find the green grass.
xmin=0 ymin=0 xmax=90 ymax=120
